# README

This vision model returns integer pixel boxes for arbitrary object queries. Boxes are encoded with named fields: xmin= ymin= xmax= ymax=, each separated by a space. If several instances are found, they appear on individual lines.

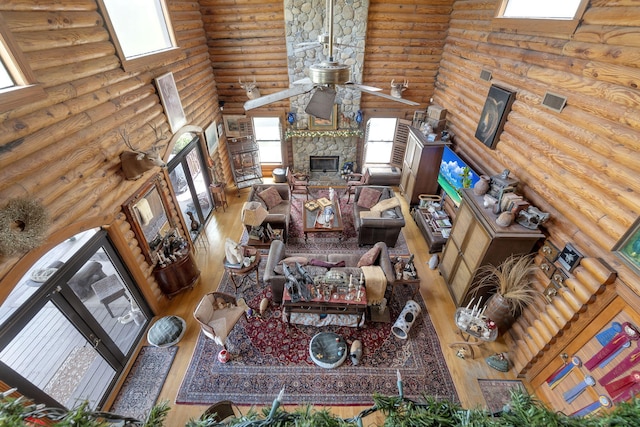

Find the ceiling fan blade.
xmin=355 ymin=85 xmax=421 ymax=106
xmin=244 ymin=83 xmax=315 ymax=110
xmin=347 ymin=82 xmax=382 ymax=92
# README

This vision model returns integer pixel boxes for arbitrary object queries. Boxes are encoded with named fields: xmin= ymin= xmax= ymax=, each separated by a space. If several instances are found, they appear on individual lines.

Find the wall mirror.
xmin=123 ymin=174 xmax=174 ymax=265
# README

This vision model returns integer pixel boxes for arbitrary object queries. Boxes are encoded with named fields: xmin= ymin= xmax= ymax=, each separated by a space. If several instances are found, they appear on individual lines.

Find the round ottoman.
xmin=272 ymin=168 xmax=287 ymax=183
xmin=309 ymin=332 xmax=347 ymax=369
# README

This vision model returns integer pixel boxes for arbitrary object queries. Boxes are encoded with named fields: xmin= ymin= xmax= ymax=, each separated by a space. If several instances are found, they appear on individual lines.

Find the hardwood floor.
xmin=130 ymin=183 xmax=528 ymax=425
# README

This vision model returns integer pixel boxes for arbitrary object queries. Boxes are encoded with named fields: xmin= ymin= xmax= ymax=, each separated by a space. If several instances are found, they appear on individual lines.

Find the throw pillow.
xmin=370 ymin=196 xmax=400 ymax=212
xmin=258 ymin=186 xmax=283 ymax=209
xmin=357 ymin=245 xmax=381 ymax=267
xmin=357 ymin=187 xmax=382 ymax=209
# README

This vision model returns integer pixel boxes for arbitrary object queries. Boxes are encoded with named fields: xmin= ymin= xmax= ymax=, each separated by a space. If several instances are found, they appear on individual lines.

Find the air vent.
xmin=542 ymin=92 xmax=567 ymax=113
xmin=480 ymin=69 xmax=492 ymax=81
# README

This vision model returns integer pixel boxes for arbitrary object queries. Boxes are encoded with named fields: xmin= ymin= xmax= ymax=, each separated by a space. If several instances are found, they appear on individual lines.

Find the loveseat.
xmin=264 ymin=239 xmax=395 ymax=304
xmin=352 ymin=186 xmax=406 ymax=247
xmin=247 ymin=184 xmax=292 ymax=242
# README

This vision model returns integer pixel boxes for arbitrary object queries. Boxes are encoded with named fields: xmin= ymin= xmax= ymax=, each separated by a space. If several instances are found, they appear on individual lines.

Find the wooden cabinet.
xmin=153 ymin=250 xmax=200 ymax=298
xmin=439 ymin=189 xmax=544 ymax=306
xmin=400 ymin=127 xmax=448 ymax=205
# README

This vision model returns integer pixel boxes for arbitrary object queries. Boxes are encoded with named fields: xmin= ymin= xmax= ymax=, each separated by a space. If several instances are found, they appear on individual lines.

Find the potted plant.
xmin=476 ymin=254 xmax=541 ymax=334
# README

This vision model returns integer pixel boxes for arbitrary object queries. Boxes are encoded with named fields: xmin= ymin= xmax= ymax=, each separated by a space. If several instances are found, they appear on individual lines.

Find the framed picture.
xmin=204 ymin=121 xmax=219 ymax=155
xmin=155 ymin=72 xmax=187 ymax=133
xmin=223 ymin=115 xmax=246 ymax=138
xmin=475 ymin=85 xmax=515 ymax=149
xmin=309 ymin=105 xmax=338 ymax=130
xmin=614 ymin=217 xmax=640 ymax=275
xmin=217 ymin=122 xmax=224 ymax=138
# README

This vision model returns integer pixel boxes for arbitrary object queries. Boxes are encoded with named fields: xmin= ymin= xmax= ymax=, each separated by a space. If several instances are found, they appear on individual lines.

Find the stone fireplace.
xmin=291 ymin=135 xmax=358 ymax=181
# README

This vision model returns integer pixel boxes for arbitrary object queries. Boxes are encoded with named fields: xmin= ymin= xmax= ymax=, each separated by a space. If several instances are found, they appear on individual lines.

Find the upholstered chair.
xmin=352 ymin=186 xmax=406 ymax=247
xmin=286 ymin=167 xmax=310 ymax=199
xmin=193 ymin=292 xmax=245 ymax=347
xmin=345 ymin=168 xmax=371 ymax=202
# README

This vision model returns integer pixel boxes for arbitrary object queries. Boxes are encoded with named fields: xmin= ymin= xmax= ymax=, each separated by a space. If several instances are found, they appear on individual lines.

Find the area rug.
xmin=176 ymin=265 xmax=458 ymax=406
xmin=44 ymin=346 xmax=97 ymax=406
xmin=477 ymin=379 xmax=525 ymax=414
xmin=242 ymin=190 xmax=409 ymax=255
xmin=110 ymin=346 xmax=178 ymax=420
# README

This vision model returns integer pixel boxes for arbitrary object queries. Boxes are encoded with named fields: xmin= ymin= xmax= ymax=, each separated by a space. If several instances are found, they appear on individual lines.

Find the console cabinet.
xmin=399 ymin=127 xmax=448 ymax=205
xmin=439 ymin=189 xmax=544 ymax=306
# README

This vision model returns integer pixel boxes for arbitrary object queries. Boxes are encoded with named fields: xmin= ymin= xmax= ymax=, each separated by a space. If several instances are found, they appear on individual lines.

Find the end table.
xmin=210 ymin=183 xmax=228 ymax=212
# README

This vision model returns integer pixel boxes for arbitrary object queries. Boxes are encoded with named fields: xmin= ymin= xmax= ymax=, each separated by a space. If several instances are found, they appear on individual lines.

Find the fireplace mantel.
xmin=285 ymin=129 xmax=364 ymax=138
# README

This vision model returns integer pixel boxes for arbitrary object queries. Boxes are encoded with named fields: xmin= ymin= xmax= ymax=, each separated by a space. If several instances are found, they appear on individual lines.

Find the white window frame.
xmin=97 ymin=0 xmax=179 ymax=72
xmin=0 ymin=14 xmax=45 ymax=112
xmin=492 ymin=0 xmax=589 ymax=37
xmin=363 ymin=118 xmax=398 ymax=165
xmin=252 ymin=116 xmax=283 ymax=165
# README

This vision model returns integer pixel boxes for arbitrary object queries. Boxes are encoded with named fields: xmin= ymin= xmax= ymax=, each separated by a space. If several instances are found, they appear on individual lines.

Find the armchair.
xmin=193 ymin=292 xmax=245 ymax=347
xmin=345 ymin=168 xmax=370 ymax=202
xmin=287 ymin=167 xmax=310 ymax=199
xmin=247 ymin=184 xmax=292 ymax=242
xmin=353 ymin=186 xmax=406 ymax=247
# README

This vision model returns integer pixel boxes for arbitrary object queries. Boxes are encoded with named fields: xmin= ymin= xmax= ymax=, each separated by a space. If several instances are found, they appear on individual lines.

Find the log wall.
xmin=433 ymin=0 xmax=640 ymax=390
xmin=0 ymin=0 xmax=221 ymax=310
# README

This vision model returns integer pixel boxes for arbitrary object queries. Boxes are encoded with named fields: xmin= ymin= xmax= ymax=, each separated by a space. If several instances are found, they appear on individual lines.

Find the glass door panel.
xmin=0 ymin=301 xmax=116 ymax=409
xmin=170 ymin=163 xmax=196 ymax=231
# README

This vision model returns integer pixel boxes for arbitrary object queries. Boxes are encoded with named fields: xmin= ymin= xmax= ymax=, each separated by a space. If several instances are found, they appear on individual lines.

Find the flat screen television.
xmin=437 ymin=146 xmax=481 ymax=206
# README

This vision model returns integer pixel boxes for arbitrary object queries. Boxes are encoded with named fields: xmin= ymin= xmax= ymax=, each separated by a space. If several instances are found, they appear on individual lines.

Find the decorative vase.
xmin=217 ymin=349 xmax=230 ymax=363
xmin=483 ymin=293 xmax=516 ymax=335
xmin=473 ymin=175 xmax=491 ymax=196
xmin=496 ymin=211 xmax=515 ymax=227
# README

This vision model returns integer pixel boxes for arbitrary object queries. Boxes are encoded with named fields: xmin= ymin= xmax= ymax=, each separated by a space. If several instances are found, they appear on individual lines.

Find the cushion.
xmin=357 ymin=188 xmax=382 ymax=209
xmin=310 ymin=259 xmax=346 ymax=268
xmin=282 ymin=256 xmax=308 ymax=265
xmin=147 ymin=315 xmax=186 ymax=347
xmin=370 ymin=196 xmax=400 ymax=212
xmin=258 ymin=186 xmax=283 ymax=209
xmin=381 ymin=209 xmax=399 ymax=218
xmin=359 ymin=210 xmax=381 ymax=218
xmin=357 ymin=245 xmax=381 ymax=267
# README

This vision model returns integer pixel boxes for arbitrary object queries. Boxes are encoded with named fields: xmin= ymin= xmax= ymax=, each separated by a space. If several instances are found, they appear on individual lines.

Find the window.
xmin=364 ymin=118 xmax=397 ymax=164
xmin=252 ymin=117 xmax=283 ymax=164
xmin=97 ymin=0 xmax=178 ymax=71
xmin=493 ymin=0 xmax=589 ymax=37
xmin=0 ymin=14 xmax=45 ymax=112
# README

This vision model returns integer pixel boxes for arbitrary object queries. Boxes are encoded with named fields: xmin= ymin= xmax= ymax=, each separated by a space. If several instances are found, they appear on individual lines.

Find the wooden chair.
xmin=345 ymin=168 xmax=371 ymax=203
xmin=201 ymin=400 xmax=237 ymax=422
xmin=286 ymin=167 xmax=310 ymax=199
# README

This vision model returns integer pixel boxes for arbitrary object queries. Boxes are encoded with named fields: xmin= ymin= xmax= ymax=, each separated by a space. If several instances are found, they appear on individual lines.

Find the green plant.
xmin=476 ymin=254 xmax=540 ymax=315
xmin=460 ymin=166 xmax=473 ymax=189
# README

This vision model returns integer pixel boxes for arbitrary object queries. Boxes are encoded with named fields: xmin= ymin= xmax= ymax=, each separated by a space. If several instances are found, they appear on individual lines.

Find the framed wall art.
xmin=155 ymin=72 xmax=187 ymax=133
xmin=475 ymin=84 xmax=515 ymax=149
xmin=614 ymin=217 xmax=640 ymax=275
xmin=204 ymin=121 xmax=219 ymax=155
xmin=309 ymin=104 xmax=338 ymax=130
xmin=223 ymin=115 xmax=246 ymax=138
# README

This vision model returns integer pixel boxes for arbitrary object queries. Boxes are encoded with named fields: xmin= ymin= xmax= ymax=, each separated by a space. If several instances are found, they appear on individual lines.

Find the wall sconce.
xmin=218 ymin=100 xmax=225 ymax=111
xmin=287 ymin=112 xmax=296 ymax=125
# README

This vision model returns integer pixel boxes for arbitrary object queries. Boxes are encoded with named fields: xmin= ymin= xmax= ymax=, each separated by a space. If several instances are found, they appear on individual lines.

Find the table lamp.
xmin=241 ymin=201 xmax=268 ymax=227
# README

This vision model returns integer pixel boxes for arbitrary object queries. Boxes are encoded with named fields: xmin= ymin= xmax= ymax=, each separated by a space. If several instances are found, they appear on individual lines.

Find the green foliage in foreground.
xmin=2 ymin=388 xmax=640 ymax=427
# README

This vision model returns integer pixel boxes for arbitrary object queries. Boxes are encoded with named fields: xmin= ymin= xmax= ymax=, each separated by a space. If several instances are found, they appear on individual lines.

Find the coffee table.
xmin=302 ymin=198 xmax=343 ymax=242
xmin=282 ymin=287 xmax=367 ymax=327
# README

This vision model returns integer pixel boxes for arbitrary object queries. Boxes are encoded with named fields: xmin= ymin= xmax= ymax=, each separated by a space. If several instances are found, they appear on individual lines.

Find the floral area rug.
xmin=175 ymin=262 xmax=458 ymax=406
xmin=110 ymin=346 xmax=178 ymax=420
xmin=477 ymin=379 xmax=525 ymax=414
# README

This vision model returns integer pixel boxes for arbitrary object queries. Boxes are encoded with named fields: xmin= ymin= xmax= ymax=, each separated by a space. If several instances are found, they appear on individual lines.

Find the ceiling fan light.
xmin=305 ymin=88 xmax=337 ymax=120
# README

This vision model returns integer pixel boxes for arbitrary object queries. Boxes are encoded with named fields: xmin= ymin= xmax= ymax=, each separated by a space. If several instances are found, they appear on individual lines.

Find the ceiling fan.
xmin=243 ymin=0 xmax=420 ymax=119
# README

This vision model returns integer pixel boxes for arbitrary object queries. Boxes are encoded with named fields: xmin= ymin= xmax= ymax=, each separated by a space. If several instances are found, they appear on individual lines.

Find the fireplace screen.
xmin=310 ymin=156 xmax=339 ymax=172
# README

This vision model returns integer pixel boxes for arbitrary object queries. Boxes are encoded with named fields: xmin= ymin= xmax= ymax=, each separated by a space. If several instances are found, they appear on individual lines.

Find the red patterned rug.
xmin=175 ymin=262 xmax=458 ymax=406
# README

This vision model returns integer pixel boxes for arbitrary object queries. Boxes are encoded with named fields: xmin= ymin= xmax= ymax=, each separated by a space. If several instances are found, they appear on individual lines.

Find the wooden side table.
xmin=210 ymin=183 xmax=228 ymax=212
xmin=224 ymin=250 xmax=261 ymax=294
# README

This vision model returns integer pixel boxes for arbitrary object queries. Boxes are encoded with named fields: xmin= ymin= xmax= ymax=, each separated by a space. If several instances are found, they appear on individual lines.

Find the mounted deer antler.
xmin=239 ymin=77 xmax=261 ymax=100
xmin=390 ymin=79 xmax=409 ymax=99
xmin=119 ymin=124 xmax=167 ymax=180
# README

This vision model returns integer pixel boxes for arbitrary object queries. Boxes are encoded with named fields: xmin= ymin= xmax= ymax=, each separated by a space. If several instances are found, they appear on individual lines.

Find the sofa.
xmin=352 ymin=186 xmax=406 ymax=247
xmin=247 ymin=183 xmax=292 ymax=242
xmin=264 ymin=239 xmax=395 ymax=304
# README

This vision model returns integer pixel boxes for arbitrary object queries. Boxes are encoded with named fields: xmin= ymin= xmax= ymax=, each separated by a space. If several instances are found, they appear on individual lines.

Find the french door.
xmin=167 ymin=135 xmax=213 ymax=240
xmin=0 ymin=229 xmax=152 ymax=409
